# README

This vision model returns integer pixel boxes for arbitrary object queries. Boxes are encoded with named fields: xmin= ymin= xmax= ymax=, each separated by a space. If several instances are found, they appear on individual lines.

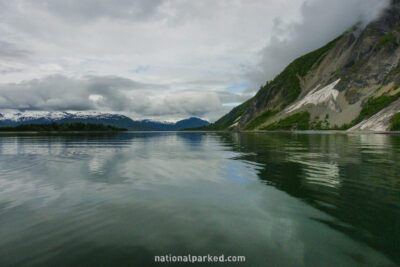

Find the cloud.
xmin=248 ymin=0 xmax=390 ymax=89
xmin=0 ymin=41 xmax=30 ymax=60
xmin=0 ymin=0 xmax=164 ymax=23
xmin=0 ymin=75 xmax=165 ymax=112
xmin=0 ymin=75 xmax=243 ymax=120
xmin=0 ymin=67 xmax=25 ymax=74
xmin=216 ymin=91 xmax=250 ymax=104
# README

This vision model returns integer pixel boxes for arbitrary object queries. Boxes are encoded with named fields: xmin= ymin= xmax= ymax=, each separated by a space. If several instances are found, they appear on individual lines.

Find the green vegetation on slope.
xmin=378 ymin=32 xmax=398 ymax=47
xmin=310 ymin=114 xmax=331 ymax=130
xmin=0 ymin=122 xmax=127 ymax=132
xmin=244 ymin=110 xmax=278 ymax=130
xmin=390 ymin=113 xmax=400 ymax=131
xmin=261 ymin=112 xmax=311 ymax=131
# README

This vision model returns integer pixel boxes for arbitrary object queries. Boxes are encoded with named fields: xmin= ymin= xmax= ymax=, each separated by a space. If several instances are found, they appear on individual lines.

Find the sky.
xmin=0 ymin=0 xmax=389 ymax=122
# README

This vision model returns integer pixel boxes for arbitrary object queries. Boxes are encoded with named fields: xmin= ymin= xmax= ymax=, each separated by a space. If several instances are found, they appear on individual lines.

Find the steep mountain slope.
xmin=0 ymin=111 xmax=210 ymax=131
xmin=211 ymin=0 xmax=400 ymax=132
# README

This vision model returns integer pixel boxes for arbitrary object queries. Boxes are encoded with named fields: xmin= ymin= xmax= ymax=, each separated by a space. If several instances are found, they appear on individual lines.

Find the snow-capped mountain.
xmin=139 ymin=117 xmax=209 ymax=130
xmin=0 ymin=111 xmax=210 ymax=130
xmin=0 ymin=111 xmax=122 ymax=121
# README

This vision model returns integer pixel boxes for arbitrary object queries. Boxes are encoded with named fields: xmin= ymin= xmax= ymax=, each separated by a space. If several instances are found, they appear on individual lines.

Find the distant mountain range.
xmin=0 ymin=111 xmax=210 ymax=131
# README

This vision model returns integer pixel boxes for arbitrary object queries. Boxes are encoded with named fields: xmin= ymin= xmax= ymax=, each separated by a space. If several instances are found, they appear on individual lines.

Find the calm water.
xmin=0 ymin=132 xmax=399 ymax=266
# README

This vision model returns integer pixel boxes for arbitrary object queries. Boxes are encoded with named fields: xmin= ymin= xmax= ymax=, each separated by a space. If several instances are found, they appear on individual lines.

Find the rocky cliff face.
xmin=211 ymin=0 xmax=400 ymax=131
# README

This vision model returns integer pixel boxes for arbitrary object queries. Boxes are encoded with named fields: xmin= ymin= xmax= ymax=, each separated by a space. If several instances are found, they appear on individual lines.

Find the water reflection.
xmin=0 ymin=132 xmax=398 ymax=266
xmin=219 ymin=133 xmax=400 ymax=265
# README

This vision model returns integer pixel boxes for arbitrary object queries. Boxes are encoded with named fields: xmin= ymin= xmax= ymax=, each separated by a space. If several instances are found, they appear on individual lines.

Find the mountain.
xmin=209 ymin=0 xmax=400 ymax=132
xmin=0 ymin=111 xmax=210 ymax=131
xmin=140 ymin=117 xmax=210 ymax=130
xmin=174 ymin=117 xmax=210 ymax=129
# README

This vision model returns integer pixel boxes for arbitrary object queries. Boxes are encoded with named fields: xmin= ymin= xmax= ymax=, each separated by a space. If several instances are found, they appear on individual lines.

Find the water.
xmin=0 ymin=132 xmax=399 ymax=266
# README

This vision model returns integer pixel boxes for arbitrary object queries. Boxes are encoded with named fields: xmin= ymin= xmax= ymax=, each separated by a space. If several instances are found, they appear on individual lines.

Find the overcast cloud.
xmin=0 ymin=0 xmax=390 ymax=121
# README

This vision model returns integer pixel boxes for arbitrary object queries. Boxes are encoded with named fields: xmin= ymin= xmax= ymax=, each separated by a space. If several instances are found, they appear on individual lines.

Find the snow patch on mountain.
xmin=141 ymin=119 xmax=174 ymax=125
xmin=0 ymin=111 xmax=67 ymax=121
xmin=285 ymin=79 xmax=341 ymax=113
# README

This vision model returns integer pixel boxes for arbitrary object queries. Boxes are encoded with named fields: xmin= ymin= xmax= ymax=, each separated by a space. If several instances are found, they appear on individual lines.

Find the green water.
xmin=0 ymin=132 xmax=399 ymax=266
